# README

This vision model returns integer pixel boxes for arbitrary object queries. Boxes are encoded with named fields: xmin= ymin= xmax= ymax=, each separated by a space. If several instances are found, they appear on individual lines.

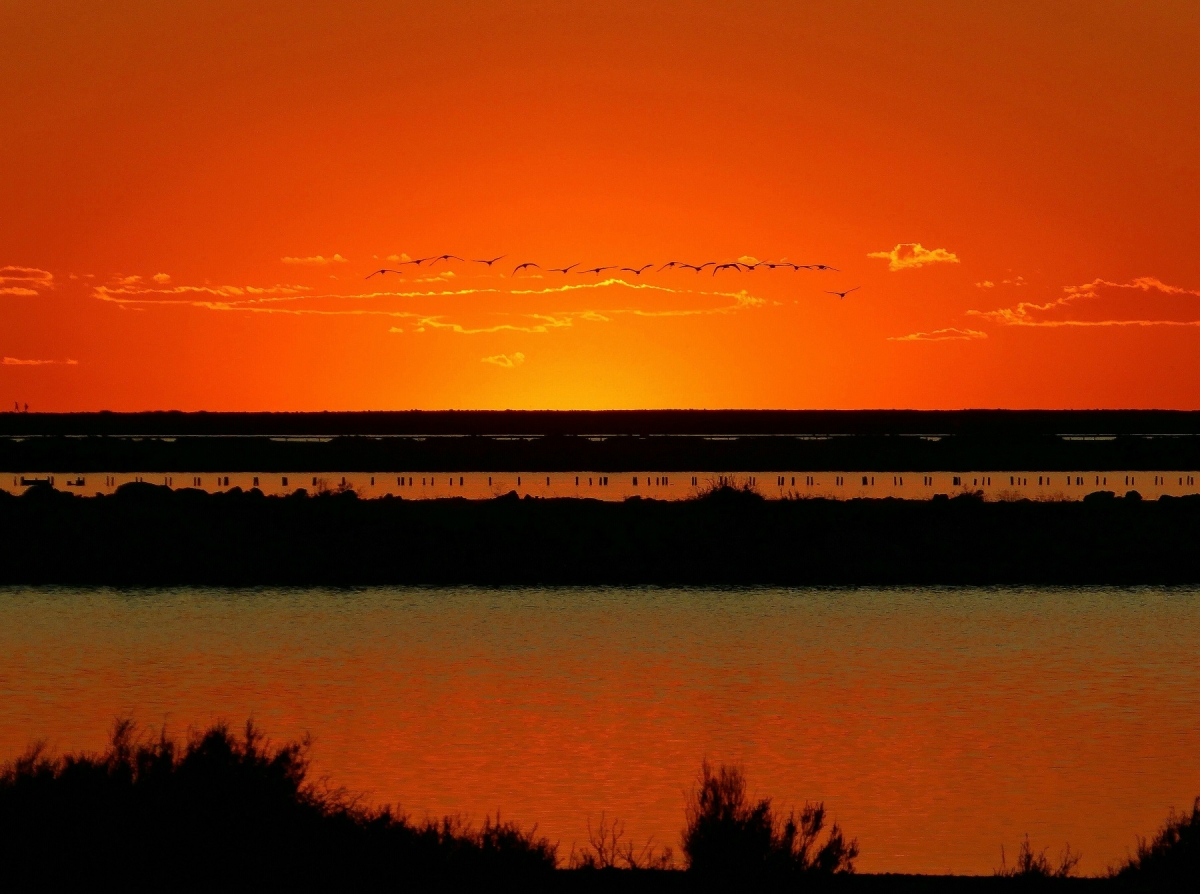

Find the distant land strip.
xmin=4 ymin=483 xmax=1199 ymax=586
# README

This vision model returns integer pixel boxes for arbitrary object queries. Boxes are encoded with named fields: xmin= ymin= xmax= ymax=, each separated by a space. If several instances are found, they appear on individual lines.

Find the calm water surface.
xmin=1 ymin=586 xmax=1197 ymax=875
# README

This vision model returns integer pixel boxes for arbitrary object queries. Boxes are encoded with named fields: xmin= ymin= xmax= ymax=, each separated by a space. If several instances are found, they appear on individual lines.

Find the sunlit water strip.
xmin=5 ymin=470 xmax=1199 ymax=500
xmin=1 ymin=585 xmax=1197 ymax=875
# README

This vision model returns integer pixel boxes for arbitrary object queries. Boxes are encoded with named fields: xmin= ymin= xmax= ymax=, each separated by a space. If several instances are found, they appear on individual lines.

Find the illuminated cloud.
xmin=3 ymin=357 xmax=79 ymax=365
xmin=481 ymin=352 xmax=525 ymax=368
xmin=868 ymin=243 xmax=960 ymax=271
xmin=975 ymin=281 xmax=994 ymax=289
xmin=0 ymin=266 xmax=54 ymax=295
xmin=152 ymin=273 xmax=171 ymax=284
xmin=969 ymin=276 xmax=1200 ymax=328
xmin=890 ymin=327 xmax=988 ymax=342
xmin=281 ymin=253 xmax=348 ymax=265
xmin=386 ymin=253 xmax=411 ymax=263
xmin=90 ymin=278 xmax=772 ymax=341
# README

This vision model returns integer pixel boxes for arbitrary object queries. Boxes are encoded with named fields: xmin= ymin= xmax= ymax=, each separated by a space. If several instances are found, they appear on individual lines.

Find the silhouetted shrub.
xmin=568 ymin=813 xmax=674 ymax=870
xmin=1112 ymin=797 xmax=1199 ymax=889
xmin=1084 ymin=490 xmax=1116 ymax=503
xmin=681 ymin=762 xmax=857 ymax=883
xmin=694 ymin=483 xmax=765 ymax=505
xmin=0 ymin=720 xmax=556 ymax=888
xmin=995 ymin=834 xmax=1080 ymax=878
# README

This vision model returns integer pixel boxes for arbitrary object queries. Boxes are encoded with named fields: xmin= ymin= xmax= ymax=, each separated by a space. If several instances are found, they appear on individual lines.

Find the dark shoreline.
xmin=5 ymin=484 xmax=1200 ymax=586
xmin=5 ymin=409 xmax=1200 ymax=473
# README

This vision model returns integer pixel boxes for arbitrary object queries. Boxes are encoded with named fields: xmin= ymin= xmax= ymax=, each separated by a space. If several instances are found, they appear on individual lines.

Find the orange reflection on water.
xmin=1 ymin=586 xmax=1197 ymax=875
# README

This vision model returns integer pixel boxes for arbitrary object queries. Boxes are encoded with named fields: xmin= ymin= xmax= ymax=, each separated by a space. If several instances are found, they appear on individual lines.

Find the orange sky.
xmin=3 ymin=1 xmax=1199 ymax=411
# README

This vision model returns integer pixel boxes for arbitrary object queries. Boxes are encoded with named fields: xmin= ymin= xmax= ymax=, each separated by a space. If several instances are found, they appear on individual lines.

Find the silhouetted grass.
xmin=995 ymin=835 xmax=1081 ymax=878
xmin=1111 ymin=797 xmax=1199 ymax=889
xmin=681 ymin=761 xmax=857 ymax=883
xmin=569 ymin=812 xmax=675 ymax=870
xmin=0 ymin=719 xmax=555 ymax=888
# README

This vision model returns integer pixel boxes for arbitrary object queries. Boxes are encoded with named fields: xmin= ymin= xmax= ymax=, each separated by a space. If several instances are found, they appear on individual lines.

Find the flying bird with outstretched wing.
xmin=825 ymin=287 xmax=860 ymax=299
xmin=658 ymin=261 xmax=683 ymax=271
xmin=621 ymin=265 xmax=653 ymax=275
xmin=473 ymin=255 xmax=506 ymax=266
xmin=549 ymin=263 xmax=580 ymax=273
xmin=427 ymin=254 xmax=464 ymax=266
xmin=512 ymin=262 xmax=541 ymax=275
xmin=580 ymin=266 xmax=617 ymax=275
xmin=365 ymin=269 xmax=404 ymax=279
xmin=712 ymin=263 xmax=744 ymax=276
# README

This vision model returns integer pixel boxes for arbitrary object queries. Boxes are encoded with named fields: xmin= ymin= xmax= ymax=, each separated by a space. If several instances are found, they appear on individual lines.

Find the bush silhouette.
xmin=1113 ymin=797 xmax=1199 ymax=888
xmin=995 ymin=834 xmax=1081 ymax=878
xmin=681 ymin=761 xmax=857 ymax=882
xmin=0 ymin=720 xmax=555 ymax=887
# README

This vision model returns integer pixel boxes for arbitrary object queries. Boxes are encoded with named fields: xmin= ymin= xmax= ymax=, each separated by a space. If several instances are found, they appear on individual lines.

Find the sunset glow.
xmin=5 ymin=1 xmax=1198 ymax=411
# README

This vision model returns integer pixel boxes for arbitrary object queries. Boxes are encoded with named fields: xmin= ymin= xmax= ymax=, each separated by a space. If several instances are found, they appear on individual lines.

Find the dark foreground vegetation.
xmin=2 ymin=723 xmax=1195 ymax=891
xmin=4 ymin=483 xmax=1200 ymax=585
xmin=0 ymin=721 xmax=555 ymax=889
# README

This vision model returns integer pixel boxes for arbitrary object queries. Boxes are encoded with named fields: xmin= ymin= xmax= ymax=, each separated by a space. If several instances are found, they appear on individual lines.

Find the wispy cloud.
xmin=969 ymin=276 xmax=1200 ymax=328
xmin=2 ymin=357 xmax=79 ymax=366
xmin=94 ymin=282 xmax=312 ymax=312
xmin=152 ymin=273 xmax=171 ymax=284
xmin=481 ymin=352 xmax=525 ymax=368
xmin=889 ymin=327 xmax=988 ymax=342
xmin=281 ymin=253 xmax=348 ymax=265
xmin=868 ymin=243 xmax=960 ymax=271
xmin=90 ymin=278 xmax=768 ymax=338
xmin=1 ymin=265 xmax=54 ymax=295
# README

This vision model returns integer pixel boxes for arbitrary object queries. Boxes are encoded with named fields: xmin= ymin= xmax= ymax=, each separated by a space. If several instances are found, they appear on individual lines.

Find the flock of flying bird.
xmin=366 ymin=254 xmax=860 ymax=298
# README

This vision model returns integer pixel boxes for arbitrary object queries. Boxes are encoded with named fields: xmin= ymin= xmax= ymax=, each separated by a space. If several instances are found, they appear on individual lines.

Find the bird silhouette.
xmin=679 ymin=262 xmax=716 ymax=273
xmin=581 ymin=266 xmax=617 ymax=275
xmin=512 ymin=262 xmax=541 ymax=275
xmin=763 ymin=262 xmax=796 ymax=270
xmin=809 ymin=264 xmax=840 ymax=272
xmin=825 ymin=287 xmax=860 ymax=299
xmin=658 ymin=261 xmax=683 ymax=271
xmin=620 ymin=265 xmax=653 ymax=275
xmin=427 ymin=254 xmax=464 ymax=266
xmin=365 ymin=269 xmax=404 ymax=279
xmin=473 ymin=255 xmax=506 ymax=266
xmin=712 ymin=263 xmax=744 ymax=276
xmin=740 ymin=260 xmax=767 ymax=270
xmin=549 ymin=263 xmax=580 ymax=273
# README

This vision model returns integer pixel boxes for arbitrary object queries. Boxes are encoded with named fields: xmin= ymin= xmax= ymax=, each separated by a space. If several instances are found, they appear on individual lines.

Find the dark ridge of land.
xmin=3 ymin=410 xmax=1200 ymax=474
xmin=7 ymin=409 xmax=1200 ymax=438
xmin=4 ymin=484 xmax=1200 ymax=585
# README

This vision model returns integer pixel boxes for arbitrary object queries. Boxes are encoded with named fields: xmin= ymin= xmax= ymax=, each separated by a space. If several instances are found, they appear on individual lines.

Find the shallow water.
xmin=1 ymin=586 xmax=1197 ymax=874
xmin=6 ymin=469 xmax=1199 ymax=501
